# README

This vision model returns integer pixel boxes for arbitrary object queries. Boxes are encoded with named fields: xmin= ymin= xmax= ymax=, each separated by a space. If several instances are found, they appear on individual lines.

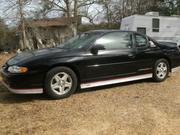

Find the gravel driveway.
xmin=0 ymin=69 xmax=180 ymax=135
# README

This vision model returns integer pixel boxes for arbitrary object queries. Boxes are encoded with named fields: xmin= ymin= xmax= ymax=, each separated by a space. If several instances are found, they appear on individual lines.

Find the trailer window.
xmin=137 ymin=27 xmax=146 ymax=34
xmin=152 ymin=18 xmax=160 ymax=32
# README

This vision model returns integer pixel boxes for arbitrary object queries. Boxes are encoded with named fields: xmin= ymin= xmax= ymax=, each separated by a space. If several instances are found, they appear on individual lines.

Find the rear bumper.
xmin=2 ymin=81 xmax=43 ymax=94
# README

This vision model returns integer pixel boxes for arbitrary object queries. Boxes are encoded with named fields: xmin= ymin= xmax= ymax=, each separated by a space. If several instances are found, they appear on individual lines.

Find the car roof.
xmin=85 ymin=30 xmax=135 ymax=34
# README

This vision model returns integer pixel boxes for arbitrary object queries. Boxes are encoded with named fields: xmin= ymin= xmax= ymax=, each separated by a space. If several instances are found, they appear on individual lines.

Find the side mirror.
xmin=149 ymin=41 xmax=156 ymax=48
xmin=90 ymin=45 xmax=105 ymax=55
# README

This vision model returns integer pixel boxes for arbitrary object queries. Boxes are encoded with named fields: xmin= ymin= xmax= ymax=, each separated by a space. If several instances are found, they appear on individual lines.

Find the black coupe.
xmin=1 ymin=30 xmax=180 ymax=99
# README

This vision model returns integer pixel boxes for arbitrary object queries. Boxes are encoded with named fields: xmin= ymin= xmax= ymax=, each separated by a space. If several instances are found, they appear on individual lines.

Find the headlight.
xmin=8 ymin=66 xmax=28 ymax=73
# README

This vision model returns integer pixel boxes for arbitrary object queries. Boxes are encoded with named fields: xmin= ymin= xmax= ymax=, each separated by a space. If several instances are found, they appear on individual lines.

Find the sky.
xmin=0 ymin=0 xmax=42 ymax=25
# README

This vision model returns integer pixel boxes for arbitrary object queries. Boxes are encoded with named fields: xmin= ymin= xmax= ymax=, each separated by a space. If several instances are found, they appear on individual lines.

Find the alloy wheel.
xmin=156 ymin=62 xmax=168 ymax=79
xmin=50 ymin=72 xmax=73 ymax=95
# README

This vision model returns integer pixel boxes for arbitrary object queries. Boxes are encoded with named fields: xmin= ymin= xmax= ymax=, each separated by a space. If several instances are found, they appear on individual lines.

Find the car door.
xmin=81 ymin=32 xmax=138 ymax=82
xmin=134 ymin=33 xmax=161 ymax=74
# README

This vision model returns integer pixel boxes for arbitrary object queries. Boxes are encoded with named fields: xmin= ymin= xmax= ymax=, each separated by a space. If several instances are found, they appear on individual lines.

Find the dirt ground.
xmin=0 ymin=54 xmax=180 ymax=135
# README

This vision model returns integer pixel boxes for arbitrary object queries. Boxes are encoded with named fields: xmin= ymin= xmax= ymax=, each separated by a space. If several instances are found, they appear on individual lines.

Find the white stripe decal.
xmin=81 ymin=73 xmax=153 ymax=89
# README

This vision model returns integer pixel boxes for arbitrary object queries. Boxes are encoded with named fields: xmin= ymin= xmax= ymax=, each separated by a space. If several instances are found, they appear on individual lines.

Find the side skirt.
xmin=80 ymin=73 xmax=153 ymax=89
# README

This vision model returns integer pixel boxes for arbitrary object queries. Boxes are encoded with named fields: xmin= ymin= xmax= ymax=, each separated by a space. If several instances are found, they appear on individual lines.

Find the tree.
xmin=19 ymin=0 xmax=27 ymax=49
xmin=177 ymin=0 xmax=180 ymax=14
xmin=38 ymin=0 xmax=96 ymax=35
xmin=164 ymin=0 xmax=180 ymax=15
xmin=3 ymin=0 xmax=34 ymax=50
xmin=0 ymin=19 xmax=19 ymax=51
xmin=0 ymin=19 xmax=8 ymax=50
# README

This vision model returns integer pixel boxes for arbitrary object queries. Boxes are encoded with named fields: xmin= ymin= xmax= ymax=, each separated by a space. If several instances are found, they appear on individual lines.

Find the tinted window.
xmin=152 ymin=18 xmax=160 ymax=32
xmin=135 ymin=34 xmax=148 ymax=47
xmin=95 ymin=32 xmax=133 ymax=50
xmin=58 ymin=33 xmax=100 ymax=50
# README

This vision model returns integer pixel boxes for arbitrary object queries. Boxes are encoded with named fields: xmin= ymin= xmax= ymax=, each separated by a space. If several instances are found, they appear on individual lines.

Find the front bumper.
xmin=2 ymin=81 xmax=43 ymax=94
xmin=1 ymin=70 xmax=44 ymax=94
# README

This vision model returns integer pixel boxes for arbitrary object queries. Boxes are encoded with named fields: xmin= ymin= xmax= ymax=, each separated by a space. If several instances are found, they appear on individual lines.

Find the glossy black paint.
xmin=1 ymin=30 xmax=180 ymax=89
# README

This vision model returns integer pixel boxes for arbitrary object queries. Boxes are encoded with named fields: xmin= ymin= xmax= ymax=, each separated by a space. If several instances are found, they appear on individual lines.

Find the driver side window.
xmin=95 ymin=32 xmax=133 ymax=50
xmin=135 ymin=34 xmax=148 ymax=47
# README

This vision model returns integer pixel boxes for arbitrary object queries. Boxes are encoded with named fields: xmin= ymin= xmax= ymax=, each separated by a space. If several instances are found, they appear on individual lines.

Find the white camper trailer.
xmin=120 ymin=12 xmax=180 ymax=45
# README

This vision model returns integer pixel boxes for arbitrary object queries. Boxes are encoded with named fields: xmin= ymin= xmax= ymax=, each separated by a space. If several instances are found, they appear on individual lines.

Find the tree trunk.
xmin=65 ymin=0 xmax=70 ymax=18
xmin=19 ymin=0 xmax=27 ymax=50
xmin=73 ymin=0 xmax=78 ymax=36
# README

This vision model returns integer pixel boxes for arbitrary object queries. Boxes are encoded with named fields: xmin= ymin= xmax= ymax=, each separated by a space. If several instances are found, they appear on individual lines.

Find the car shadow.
xmin=0 ymin=92 xmax=50 ymax=104
xmin=0 ymin=78 xmax=155 ymax=104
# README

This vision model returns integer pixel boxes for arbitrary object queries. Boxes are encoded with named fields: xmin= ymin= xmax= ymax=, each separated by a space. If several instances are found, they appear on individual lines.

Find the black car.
xmin=1 ymin=30 xmax=180 ymax=99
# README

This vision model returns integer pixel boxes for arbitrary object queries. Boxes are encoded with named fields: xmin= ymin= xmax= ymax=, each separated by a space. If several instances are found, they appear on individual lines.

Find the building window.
xmin=152 ymin=18 xmax=160 ymax=32
xmin=137 ymin=27 xmax=146 ymax=34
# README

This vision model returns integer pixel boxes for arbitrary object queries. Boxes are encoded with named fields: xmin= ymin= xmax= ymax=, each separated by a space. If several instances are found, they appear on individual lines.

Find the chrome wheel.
xmin=50 ymin=72 xmax=73 ymax=95
xmin=156 ymin=62 xmax=168 ymax=79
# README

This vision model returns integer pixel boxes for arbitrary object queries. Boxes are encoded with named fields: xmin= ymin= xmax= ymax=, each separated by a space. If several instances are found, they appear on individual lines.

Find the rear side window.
xmin=135 ymin=34 xmax=148 ymax=47
xmin=95 ymin=32 xmax=133 ymax=50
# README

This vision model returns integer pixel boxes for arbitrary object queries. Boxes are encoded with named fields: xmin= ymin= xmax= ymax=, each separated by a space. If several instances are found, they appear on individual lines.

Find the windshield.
xmin=58 ymin=33 xmax=100 ymax=50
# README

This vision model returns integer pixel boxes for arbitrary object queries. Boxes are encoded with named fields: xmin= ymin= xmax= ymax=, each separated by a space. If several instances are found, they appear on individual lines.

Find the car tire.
xmin=153 ymin=59 xmax=169 ymax=82
xmin=45 ymin=67 xmax=78 ymax=99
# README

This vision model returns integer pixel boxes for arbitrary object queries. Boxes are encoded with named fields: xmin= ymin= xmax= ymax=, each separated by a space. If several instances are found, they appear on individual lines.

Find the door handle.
xmin=128 ymin=53 xmax=135 ymax=58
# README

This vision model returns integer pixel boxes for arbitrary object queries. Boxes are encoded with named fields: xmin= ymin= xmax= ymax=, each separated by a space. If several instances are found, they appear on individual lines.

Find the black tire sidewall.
xmin=45 ymin=67 xmax=78 ymax=99
xmin=153 ymin=59 xmax=169 ymax=82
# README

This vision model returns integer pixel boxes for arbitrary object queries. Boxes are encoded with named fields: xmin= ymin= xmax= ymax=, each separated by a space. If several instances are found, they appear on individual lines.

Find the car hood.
xmin=7 ymin=48 xmax=72 ymax=65
xmin=158 ymin=42 xmax=179 ymax=49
